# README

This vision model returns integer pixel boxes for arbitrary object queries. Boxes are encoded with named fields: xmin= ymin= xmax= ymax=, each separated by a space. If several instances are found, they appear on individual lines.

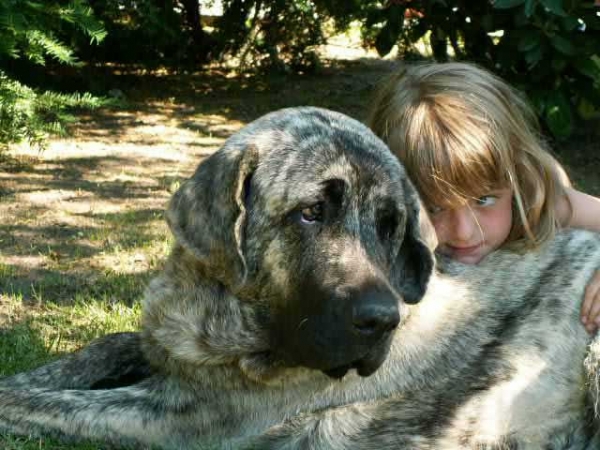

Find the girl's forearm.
xmin=565 ymin=188 xmax=600 ymax=232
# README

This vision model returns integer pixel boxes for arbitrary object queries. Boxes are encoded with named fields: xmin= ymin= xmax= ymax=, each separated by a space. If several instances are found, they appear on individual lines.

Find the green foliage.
xmin=0 ymin=1 xmax=107 ymax=151
xmin=493 ymin=0 xmax=600 ymax=139
xmin=0 ymin=72 xmax=46 ymax=151
xmin=1 ymin=0 xmax=595 ymax=141
xmin=218 ymin=0 xmax=327 ymax=72
xmin=0 ymin=296 xmax=140 ymax=378
xmin=355 ymin=0 xmax=600 ymax=139
xmin=0 ymin=70 xmax=113 ymax=152
xmin=0 ymin=0 xmax=106 ymax=67
xmin=79 ymin=0 xmax=189 ymax=64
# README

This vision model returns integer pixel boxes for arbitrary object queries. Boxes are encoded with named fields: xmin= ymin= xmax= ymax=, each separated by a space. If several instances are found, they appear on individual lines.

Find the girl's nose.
xmin=450 ymin=206 xmax=478 ymax=242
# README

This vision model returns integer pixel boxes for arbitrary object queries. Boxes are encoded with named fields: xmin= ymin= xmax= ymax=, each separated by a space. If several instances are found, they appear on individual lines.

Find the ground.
xmin=0 ymin=56 xmax=391 ymax=317
xmin=0 ymin=53 xmax=598 ymax=449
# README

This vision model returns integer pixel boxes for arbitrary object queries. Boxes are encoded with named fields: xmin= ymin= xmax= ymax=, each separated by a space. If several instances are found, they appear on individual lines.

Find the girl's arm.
xmin=559 ymin=188 xmax=600 ymax=333
xmin=564 ymin=188 xmax=600 ymax=232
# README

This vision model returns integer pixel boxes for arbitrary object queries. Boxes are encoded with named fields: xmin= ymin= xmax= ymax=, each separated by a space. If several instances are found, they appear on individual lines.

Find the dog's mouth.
xmin=322 ymin=340 xmax=390 ymax=379
xmin=323 ymin=360 xmax=376 ymax=379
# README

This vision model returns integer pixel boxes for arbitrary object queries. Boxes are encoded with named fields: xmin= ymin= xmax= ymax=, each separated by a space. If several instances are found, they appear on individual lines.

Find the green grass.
xmin=0 ymin=296 xmax=141 ymax=448
xmin=0 ymin=295 xmax=141 ymax=378
xmin=0 ymin=435 xmax=105 ymax=450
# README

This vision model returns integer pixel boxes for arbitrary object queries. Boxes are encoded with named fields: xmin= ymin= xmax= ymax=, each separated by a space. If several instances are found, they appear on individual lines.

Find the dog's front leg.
xmin=239 ymin=399 xmax=428 ymax=450
xmin=0 ymin=375 xmax=215 ymax=449
xmin=0 ymin=332 xmax=151 ymax=390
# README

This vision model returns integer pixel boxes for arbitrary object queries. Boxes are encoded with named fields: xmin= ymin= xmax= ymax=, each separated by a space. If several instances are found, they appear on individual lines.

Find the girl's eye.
xmin=475 ymin=195 xmax=498 ymax=207
xmin=427 ymin=204 xmax=444 ymax=215
xmin=300 ymin=203 xmax=323 ymax=224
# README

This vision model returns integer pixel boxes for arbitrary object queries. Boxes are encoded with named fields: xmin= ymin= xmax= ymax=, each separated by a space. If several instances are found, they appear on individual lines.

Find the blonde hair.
xmin=368 ymin=62 xmax=570 ymax=250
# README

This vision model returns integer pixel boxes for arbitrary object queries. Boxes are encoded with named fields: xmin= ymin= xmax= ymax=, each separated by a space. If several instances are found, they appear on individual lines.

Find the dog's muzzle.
xmin=272 ymin=283 xmax=401 ymax=379
xmin=323 ymin=287 xmax=399 ymax=379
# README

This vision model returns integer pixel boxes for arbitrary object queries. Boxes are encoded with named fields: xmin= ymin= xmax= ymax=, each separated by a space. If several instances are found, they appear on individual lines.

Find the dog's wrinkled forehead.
xmin=233 ymin=107 xmax=410 ymax=210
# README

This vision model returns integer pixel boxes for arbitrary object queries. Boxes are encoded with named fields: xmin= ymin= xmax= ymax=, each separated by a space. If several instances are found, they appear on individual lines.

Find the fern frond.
xmin=0 ymin=71 xmax=113 ymax=151
xmin=26 ymin=30 xmax=80 ymax=65
xmin=57 ymin=0 xmax=107 ymax=44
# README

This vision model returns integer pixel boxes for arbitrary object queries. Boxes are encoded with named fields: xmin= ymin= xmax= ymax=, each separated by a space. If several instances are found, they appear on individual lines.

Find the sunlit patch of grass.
xmin=0 ymin=281 xmax=142 ymax=450
xmin=0 ymin=295 xmax=139 ymax=448
xmin=0 ymin=267 xmax=150 ymax=307
xmin=0 ymin=293 xmax=141 ymax=450
xmin=0 ymin=294 xmax=141 ymax=377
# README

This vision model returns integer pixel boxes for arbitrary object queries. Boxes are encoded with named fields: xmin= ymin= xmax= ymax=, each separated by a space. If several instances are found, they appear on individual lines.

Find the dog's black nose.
xmin=351 ymin=288 xmax=400 ymax=337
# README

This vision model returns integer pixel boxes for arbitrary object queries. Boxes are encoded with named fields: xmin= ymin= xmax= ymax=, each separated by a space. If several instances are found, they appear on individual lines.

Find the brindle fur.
xmin=0 ymin=107 xmax=599 ymax=449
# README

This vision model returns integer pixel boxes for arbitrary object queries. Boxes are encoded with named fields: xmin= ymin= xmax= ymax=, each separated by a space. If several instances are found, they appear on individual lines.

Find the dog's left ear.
xmin=391 ymin=185 xmax=436 ymax=305
xmin=166 ymin=144 xmax=259 ymax=285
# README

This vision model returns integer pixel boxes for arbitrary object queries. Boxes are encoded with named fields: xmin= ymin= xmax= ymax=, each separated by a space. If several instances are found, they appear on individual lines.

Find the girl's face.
xmin=428 ymin=188 xmax=513 ymax=264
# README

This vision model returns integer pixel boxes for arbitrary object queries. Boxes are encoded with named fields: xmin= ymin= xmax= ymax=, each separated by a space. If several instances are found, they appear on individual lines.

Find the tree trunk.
xmin=178 ymin=0 xmax=211 ymax=62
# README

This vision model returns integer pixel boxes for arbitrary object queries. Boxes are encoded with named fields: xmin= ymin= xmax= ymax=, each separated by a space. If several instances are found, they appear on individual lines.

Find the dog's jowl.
xmin=1 ymin=107 xmax=599 ymax=450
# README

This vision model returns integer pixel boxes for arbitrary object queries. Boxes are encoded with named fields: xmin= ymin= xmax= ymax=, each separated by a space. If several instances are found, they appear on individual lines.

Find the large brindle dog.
xmin=1 ymin=107 xmax=600 ymax=449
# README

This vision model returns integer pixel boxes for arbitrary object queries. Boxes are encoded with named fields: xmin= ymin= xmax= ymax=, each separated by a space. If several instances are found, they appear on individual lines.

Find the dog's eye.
xmin=300 ymin=203 xmax=323 ymax=224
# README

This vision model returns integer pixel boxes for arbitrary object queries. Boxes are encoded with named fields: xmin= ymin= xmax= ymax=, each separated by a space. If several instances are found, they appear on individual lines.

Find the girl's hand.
xmin=581 ymin=269 xmax=600 ymax=334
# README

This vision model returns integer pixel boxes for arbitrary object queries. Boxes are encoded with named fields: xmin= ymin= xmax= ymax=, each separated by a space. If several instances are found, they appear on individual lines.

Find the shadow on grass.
xmin=0 ymin=264 xmax=155 ymax=306
xmin=0 ymin=211 xmax=165 ymax=306
xmin=83 ymin=207 xmax=166 ymax=225
xmin=2 ymin=224 xmax=101 ymax=257
xmin=1 ymin=155 xmax=180 ymax=199
xmin=0 ymin=203 xmax=167 ymax=254
xmin=32 ymin=58 xmax=395 ymax=141
xmin=0 ymin=178 xmax=166 ymax=304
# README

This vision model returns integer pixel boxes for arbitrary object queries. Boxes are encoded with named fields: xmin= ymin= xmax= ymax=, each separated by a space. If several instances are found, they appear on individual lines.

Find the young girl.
xmin=367 ymin=62 xmax=600 ymax=333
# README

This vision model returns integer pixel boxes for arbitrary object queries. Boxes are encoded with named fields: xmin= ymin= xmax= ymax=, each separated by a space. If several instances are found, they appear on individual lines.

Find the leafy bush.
xmin=217 ymin=0 xmax=326 ymax=73
xmin=0 ymin=0 xmax=106 ymax=66
xmin=0 ymin=71 xmax=110 ymax=152
xmin=362 ymin=0 xmax=600 ymax=139
xmin=76 ymin=0 xmax=192 ymax=65
xmin=0 ymin=0 xmax=107 ymax=151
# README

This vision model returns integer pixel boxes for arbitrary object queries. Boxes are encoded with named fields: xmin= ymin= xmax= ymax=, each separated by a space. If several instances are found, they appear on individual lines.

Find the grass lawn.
xmin=0 ymin=54 xmax=598 ymax=448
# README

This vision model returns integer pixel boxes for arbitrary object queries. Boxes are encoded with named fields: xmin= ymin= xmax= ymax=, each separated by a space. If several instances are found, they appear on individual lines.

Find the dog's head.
xmin=167 ymin=107 xmax=434 ymax=379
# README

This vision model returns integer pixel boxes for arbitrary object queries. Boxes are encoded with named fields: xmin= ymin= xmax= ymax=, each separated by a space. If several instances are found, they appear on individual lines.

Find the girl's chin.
xmin=440 ymin=245 xmax=489 ymax=265
xmin=452 ymin=254 xmax=485 ymax=265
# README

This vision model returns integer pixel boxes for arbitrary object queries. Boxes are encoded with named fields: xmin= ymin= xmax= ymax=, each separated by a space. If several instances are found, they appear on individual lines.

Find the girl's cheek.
xmin=431 ymin=218 xmax=450 ymax=244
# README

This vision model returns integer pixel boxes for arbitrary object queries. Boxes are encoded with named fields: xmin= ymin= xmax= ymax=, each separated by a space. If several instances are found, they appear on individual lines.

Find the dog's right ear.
xmin=166 ymin=145 xmax=259 ymax=284
xmin=391 ymin=186 xmax=436 ymax=305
